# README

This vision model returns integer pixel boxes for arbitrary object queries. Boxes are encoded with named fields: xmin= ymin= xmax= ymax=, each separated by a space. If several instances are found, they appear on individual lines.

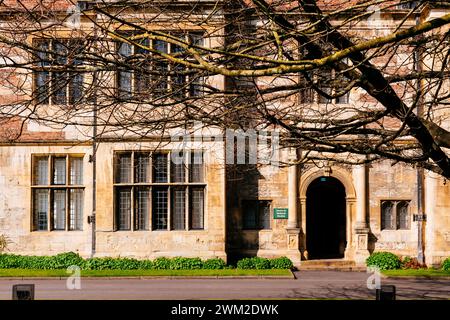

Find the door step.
xmin=297 ymin=259 xmax=366 ymax=271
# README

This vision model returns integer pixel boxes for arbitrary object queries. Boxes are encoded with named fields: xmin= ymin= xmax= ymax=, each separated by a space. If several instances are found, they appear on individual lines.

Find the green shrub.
xmin=253 ymin=257 xmax=271 ymax=269
xmin=366 ymin=252 xmax=401 ymax=270
xmin=203 ymin=258 xmax=226 ymax=269
xmin=139 ymin=260 xmax=153 ymax=270
xmin=269 ymin=257 xmax=293 ymax=269
xmin=441 ymin=257 xmax=450 ymax=271
xmin=152 ymin=257 xmax=172 ymax=270
xmin=236 ymin=258 xmax=253 ymax=269
xmin=236 ymin=257 xmax=272 ymax=269
xmin=54 ymin=252 xmax=84 ymax=269
xmin=168 ymin=257 xmax=203 ymax=270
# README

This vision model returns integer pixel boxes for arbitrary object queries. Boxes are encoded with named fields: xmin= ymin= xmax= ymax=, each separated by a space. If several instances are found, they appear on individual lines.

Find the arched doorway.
xmin=306 ymin=176 xmax=346 ymax=259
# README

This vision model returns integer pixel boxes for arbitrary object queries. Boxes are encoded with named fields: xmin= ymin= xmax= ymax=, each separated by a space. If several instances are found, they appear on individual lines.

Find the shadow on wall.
xmin=226 ymin=163 xmax=264 ymax=264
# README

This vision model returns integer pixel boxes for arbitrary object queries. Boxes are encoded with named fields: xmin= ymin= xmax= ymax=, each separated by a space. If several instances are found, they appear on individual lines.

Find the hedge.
xmin=366 ymin=252 xmax=402 ymax=270
xmin=0 ymin=252 xmax=293 ymax=270
xmin=442 ymin=257 xmax=450 ymax=271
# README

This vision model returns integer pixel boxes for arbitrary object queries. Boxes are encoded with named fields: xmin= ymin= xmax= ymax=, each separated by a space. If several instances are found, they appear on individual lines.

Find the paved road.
xmin=0 ymin=271 xmax=448 ymax=300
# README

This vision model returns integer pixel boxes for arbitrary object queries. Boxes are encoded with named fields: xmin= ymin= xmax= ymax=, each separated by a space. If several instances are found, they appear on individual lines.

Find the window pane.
xmin=69 ymin=73 xmax=84 ymax=104
xmin=397 ymin=201 xmax=410 ymax=230
xmin=116 ymin=153 xmax=132 ymax=183
xmin=118 ymin=42 xmax=132 ymax=98
xmin=53 ymin=190 xmax=66 ymax=230
xmin=259 ymin=201 xmax=271 ymax=229
xmin=189 ymin=152 xmax=204 ymax=182
xmin=33 ymin=189 xmax=48 ymax=231
xmin=53 ymin=40 xmax=68 ymax=65
xmin=172 ymin=64 xmax=186 ymax=98
xmin=117 ymin=188 xmax=131 ymax=230
xmin=381 ymin=201 xmax=394 ymax=230
xmin=153 ymin=40 xmax=168 ymax=53
xmin=189 ymin=74 xmax=203 ymax=97
xmin=53 ymin=157 xmax=66 ymax=185
xmin=152 ymin=187 xmax=168 ymax=230
xmin=34 ymin=157 xmax=48 ymax=185
xmin=52 ymin=72 xmax=68 ymax=105
xmin=69 ymin=189 xmax=83 ymax=231
xmin=70 ymin=157 xmax=83 ymax=185
xmin=153 ymin=40 xmax=169 ymax=94
xmin=135 ymin=38 xmax=151 ymax=96
xmin=118 ymin=71 xmax=132 ymax=98
xmin=153 ymin=153 xmax=168 ymax=183
xmin=171 ymin=187 xmax=186 ymax=230
xmin=134 ymin=187 xmax=149 ymax=231
xmin=171 ymin=152 xmax=186 ymax=183
xmin=36 ymin=39 xmax=50 ymax=67
xmin=189 ymin=33 xmax=203 ymax=46
xmin=118 ymin=42 xmax=132 ymax=57
xmin=190 ymin=187 xmax=204 ymax=229
xmin=242 ymin=200 xmax=258 ymax=229
xmin=154 ymin=61 xmax=168 ymax=93
xmin=35 ymin=71 xmax=50 ymax=105
xmin=134 ymin=153 xmax=150 ymax=183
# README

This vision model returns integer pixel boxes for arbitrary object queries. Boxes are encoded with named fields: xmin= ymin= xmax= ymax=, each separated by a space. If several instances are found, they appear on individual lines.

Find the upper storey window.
xmin=33 ymin=39 xmax=85 ymax=105
xmin=116 ymin=32 xmax=204 ymax=100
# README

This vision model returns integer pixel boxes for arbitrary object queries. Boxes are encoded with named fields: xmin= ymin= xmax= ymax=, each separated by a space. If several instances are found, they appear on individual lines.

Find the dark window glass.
xmin=152 ymin=187 xmax=168 ymax=230
xmin=190 ymin=187 xmax=204 ymax=229
xmin=381 ymin=201 xmax=395 ymax=230
xmin=117 ymin=188 xmax=132 ymax=230
xmin=242 ymin=200 xmax=271 ymax=230
xmin=153 ymin=153 xmax=168 ymax=183
xmin=397 ymin=201 xmax=410 ymax=230
xmin=171 ymin=187 xmax=186 ymax=230
xmin=134 ymin=187 xmax=150 ymax=231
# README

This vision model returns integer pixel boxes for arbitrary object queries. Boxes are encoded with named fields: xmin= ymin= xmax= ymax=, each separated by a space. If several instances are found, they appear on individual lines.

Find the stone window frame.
xmin=380 ymin=199 xmax=411 ymax=231
xmin=241 ymin=199 xmax=272 ymax=230
xmin=115 ymin=31 xmax=205 ymax=99
xmin=113 ymin=150 xmax=206 ymax=232
xmin=31 ymin=154 xmax=85 ymax=232
xmin=32 ymin=38 xmax=86 ymax=106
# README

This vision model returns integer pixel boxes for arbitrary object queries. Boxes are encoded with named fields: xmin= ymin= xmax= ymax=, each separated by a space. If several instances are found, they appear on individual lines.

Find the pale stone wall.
xmin=368 ymin=161 xmax=419 ymax=257
xmin=0 ymin=145 xmax=93 ymax=257
xmin=0 ymin=140 xmax=227 ymax=261
xmin=425 ymin=173 xmax=450 ymax=266
xmin=94 ymin=141 xmax=227 ymax=260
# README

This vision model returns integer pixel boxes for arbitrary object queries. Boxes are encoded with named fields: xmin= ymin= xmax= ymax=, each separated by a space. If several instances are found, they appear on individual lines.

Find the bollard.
xmin=12 ymin=284 xmax=35 ymax=300
xmin=376 ymin=285 xmax=396 ymax=300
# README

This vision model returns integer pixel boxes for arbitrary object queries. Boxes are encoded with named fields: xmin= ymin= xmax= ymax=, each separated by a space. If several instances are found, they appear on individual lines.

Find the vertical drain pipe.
xmin=90 ymin=6 xmax=98 ymax=258
xmin=414 ymin=8 xmax=425 ymax=265
xmin=91 ymin=86 xmax=97 ymax=258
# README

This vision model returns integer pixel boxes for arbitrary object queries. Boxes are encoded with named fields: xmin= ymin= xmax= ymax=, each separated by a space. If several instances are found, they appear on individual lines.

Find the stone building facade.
xmin=0 ymin=1 xmax=449 ymax=267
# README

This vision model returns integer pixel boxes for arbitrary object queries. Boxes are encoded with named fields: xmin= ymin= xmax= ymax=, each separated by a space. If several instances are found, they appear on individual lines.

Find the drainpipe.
xmin=89 ymin=5 xmax=99 ymax=258
xmin=90 ymin=86 xmax=97 ymax=258
xmin=414 ymin=9 xmax=425 ymax=265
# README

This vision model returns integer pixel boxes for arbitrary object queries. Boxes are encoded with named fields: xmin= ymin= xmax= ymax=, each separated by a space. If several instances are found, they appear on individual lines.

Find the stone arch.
xmin=300 ymin=166 xmax=356 ymax=199
xmin=299 ymin=166 xmax=356 ymax=260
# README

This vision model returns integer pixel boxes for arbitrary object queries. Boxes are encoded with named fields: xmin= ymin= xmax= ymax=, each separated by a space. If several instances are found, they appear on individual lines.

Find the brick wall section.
xmin=0 ymin=117 xmax=65 ymax=142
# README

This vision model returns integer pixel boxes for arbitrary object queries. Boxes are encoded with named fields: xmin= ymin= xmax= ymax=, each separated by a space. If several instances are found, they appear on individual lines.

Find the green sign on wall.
xmin=274 ymin=208 xmax=288 ymax=219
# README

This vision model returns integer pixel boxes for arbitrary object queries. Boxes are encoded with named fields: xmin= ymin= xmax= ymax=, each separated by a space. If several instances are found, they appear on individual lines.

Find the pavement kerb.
xmin=0 ymin=273 xmax=296 ymax=281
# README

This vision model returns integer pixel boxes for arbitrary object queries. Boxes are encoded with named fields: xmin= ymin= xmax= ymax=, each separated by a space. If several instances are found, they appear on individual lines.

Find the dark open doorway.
xmin=306 ymin=176 xmax=346 ymax=260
